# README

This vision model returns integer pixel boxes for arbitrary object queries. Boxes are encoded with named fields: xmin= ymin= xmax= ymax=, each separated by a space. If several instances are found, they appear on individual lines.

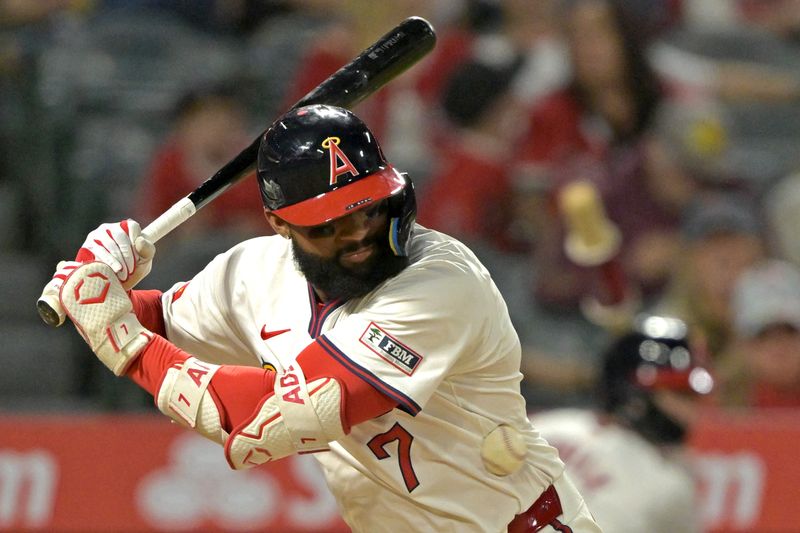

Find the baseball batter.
xmin=45 ymin=105 xmax=600 ymax=532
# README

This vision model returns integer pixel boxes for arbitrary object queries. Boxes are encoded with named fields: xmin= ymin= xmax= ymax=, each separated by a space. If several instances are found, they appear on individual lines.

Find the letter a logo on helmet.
xmin=322 ymin=136 xmax=359 ymax=185
xmin=256 ymin=104 xmax=417 ymax=256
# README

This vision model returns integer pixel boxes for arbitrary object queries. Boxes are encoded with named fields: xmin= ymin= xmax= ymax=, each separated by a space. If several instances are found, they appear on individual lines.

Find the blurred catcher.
xmin=533 ymin=315 xmax=714 ymax=533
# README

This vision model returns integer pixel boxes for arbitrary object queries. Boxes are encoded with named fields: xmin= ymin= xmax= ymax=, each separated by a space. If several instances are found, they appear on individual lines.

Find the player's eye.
xmin=303 ymin=200 xmax=387 ymax=239
xmin=364 ymin=200 xmax=388 ymax=220
xmin=306 ymin=223 xmax=336 ymax=239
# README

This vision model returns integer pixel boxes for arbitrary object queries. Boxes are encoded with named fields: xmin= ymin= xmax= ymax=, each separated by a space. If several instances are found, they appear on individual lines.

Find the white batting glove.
xmin=76 ymin=220 xmax=156 ymax=290
xmin=41 ymin=260 xmax=82 ymax=301
xmin=59 ymin=262 xmax=153 ymax=376
xmin=37 ymin=260 xmax=82 ymax=326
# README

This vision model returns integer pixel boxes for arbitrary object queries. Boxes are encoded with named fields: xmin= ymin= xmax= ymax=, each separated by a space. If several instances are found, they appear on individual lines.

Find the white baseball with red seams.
xmin=481 ymin=424 xmax=527 ymax=476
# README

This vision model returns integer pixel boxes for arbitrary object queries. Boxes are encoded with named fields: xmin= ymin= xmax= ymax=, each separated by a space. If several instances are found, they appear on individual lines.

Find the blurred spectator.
xmin=0 ymin=0 xmax=79 ymax=27
xmin=532 ymin=315 xmax=713 ymax=533
xmin=738 ymin=0 xmax=800 ymax=41
xmin=682 ymin=0 xmax=800 ymax=41
xmin=136 ymin=87 xmax=265 ymax=237
xmin=132 ymin=85 xmax=269 ymax=297
xmin=416 ymin=50 xmax=523 ymax=248
xmin=277 ymin=1 xmax=468 ymax=176
xmin=93 ymin=0 xmax=285 ymax=36
xmin=504 ymin=0 xmax=570 ymax=108
xmin=650 ymin=98 xmax=737 ymax=186
xmin=716 ymin=259 xmax=800 ymax=408
xmin=278 ymin=1 xmax=444 ymax=133
xmin=654 ymin=193 xmax=767 ymax=358
xmin=653 ymin=0 xmax=800 ymax=104
xmin=511 ymin=0 xmax=690 ymax=312
xmin=649 ymin=33 xmax=800 ymax=104
xmin=277 ymin=3 xmax=356 ymax=113
xmin=616 ymin=0 xmax=684 ymax=38
xmin=764 ymin=170 xmax=800 ymax=265
xmin=413 ymin=0 xmax=498 ymax=107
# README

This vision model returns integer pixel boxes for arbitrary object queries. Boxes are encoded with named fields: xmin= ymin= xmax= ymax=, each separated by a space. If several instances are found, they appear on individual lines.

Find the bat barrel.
xmin=293 ymin=16 xmax=436 ymax=111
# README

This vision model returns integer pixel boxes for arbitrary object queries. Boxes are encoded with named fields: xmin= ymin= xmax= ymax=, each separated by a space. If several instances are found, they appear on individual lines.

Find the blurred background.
xmin=2 ymin=0 xmax=800 ymax=531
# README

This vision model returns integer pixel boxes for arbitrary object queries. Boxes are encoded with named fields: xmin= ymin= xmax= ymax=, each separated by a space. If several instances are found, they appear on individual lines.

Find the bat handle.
xmin=140 ymin=196 xmax=197 ymax=243
xmin=36 ymin=197 xmax=198 ymax=327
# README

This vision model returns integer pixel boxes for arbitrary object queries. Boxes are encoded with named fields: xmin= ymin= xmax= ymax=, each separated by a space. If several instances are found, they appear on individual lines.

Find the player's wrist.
xmin=126 ymin=334 xmax=190 ymax=395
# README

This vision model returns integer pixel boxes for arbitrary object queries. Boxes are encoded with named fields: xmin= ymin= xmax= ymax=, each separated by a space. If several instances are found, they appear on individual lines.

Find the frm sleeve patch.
xmin=359 ymin=322 xmax=422 ymax=376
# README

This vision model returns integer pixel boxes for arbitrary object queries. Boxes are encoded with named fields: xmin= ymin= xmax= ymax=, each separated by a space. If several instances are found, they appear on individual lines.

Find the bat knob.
xmin=37 ymin=294 xmax=65 ymax=327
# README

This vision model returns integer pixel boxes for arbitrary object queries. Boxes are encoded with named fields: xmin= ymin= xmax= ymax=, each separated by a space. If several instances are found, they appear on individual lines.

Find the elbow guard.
xmin=224 ymin=364 xmax=346 ymax=470
xmin=156 ymin=357 xmax=228 ymax=445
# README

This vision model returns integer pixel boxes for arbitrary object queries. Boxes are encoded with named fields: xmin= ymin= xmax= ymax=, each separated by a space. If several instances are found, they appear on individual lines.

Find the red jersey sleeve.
xmin=129 ymin=289 xmax=166 ymax=336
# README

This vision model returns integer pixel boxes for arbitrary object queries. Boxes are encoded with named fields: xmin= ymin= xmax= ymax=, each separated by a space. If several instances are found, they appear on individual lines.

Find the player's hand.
xmin=76 ymin=220 xmax=156 ymax=290
xmin=41 ymin=260 xmax=81 ymax=301
xmin=37 ymin=260 xmax=82 ymax=325
xmin=59 ymin=262 xmax=153 ymax=375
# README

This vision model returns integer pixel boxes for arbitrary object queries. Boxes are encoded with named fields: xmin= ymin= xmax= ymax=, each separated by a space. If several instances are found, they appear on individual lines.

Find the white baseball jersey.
xmin=532 ymin=408 xmax=700 ymax=533
xmin=160 ymin=225 xmax=568 ymax=532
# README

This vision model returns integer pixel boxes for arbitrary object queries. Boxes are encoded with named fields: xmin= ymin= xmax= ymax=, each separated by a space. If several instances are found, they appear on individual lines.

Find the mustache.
xmin=337 ymin=235 xmax=380 ymax=258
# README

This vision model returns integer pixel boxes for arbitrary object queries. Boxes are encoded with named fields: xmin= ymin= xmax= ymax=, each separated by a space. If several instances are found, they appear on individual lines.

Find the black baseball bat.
xmin=38 ymin=16 xmax=436 ymax=326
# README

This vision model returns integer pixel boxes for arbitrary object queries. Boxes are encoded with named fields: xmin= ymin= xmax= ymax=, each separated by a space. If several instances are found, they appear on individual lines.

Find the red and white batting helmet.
xmin=257 ymin=105 xmax=416 ymax=256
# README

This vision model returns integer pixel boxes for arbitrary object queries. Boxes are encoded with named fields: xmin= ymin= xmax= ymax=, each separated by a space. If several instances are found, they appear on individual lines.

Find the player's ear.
xmin=264 ymin=210 xmax=291 ymax=239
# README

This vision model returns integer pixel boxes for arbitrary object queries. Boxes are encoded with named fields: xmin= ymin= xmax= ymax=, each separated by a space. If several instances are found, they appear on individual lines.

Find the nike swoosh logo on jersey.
xmin=261 ymin=326 xmax=290 ymax=340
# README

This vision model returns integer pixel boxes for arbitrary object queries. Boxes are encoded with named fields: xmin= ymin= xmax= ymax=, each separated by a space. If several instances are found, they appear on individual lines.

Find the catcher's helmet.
xmin=257 ymin=105 xmax=416 ymax=256
xmin=599 ymin=315 xmax=714 ymax=444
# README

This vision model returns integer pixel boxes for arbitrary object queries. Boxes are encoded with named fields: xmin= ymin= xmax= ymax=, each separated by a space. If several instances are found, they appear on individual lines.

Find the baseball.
xmin=480 ymin=424 xmax=527 ymax=476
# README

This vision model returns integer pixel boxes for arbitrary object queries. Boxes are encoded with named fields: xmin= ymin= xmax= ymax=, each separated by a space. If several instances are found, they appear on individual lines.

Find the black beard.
xmin=291 ymin=231 xmax=408 ymax=302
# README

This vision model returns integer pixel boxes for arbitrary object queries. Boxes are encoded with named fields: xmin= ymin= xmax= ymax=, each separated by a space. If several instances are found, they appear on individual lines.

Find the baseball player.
xmin=533 ymin=315 xmax=714 ymax=533
xmin=44 ymin=105 xmax=600 ymax=532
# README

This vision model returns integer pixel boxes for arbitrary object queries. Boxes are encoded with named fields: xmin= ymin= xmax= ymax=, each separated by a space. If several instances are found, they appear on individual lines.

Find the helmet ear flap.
xmin=387 ymin=173 xmax=417 ymax=256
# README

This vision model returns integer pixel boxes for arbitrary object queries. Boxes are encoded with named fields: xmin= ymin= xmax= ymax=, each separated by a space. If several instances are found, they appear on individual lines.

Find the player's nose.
xmin=334 ymin=210 xmax=371 ymax=242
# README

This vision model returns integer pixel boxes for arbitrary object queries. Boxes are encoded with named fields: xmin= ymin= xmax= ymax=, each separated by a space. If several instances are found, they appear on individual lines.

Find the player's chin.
xmin=340 ymin=256 xmax=378 ymax=278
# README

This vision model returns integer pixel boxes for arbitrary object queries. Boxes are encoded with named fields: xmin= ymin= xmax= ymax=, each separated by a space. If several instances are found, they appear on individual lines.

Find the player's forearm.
xmin=125 ymin=335 xmax=187 ymax=396
xmin=127 ymin=334 xmax=395 ymax=433
xmin=60 ymin=263 xmax=395 ymax=471
xmin=126 ymin=335 xmax=274 ymax=432
xmin=129 ymin=289 xmax=166 ymax=335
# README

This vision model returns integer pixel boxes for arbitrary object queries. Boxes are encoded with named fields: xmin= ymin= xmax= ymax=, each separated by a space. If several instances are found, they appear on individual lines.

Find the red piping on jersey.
xmin=306 ymin=283 xmax=344 ymax=338
xmin=317 ymin=334 xmax=420 ymax=416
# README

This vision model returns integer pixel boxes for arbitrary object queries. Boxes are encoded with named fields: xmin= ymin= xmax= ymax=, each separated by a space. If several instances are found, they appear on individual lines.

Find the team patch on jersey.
xmin=359 ymin=322 xmax=422 ymax=375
